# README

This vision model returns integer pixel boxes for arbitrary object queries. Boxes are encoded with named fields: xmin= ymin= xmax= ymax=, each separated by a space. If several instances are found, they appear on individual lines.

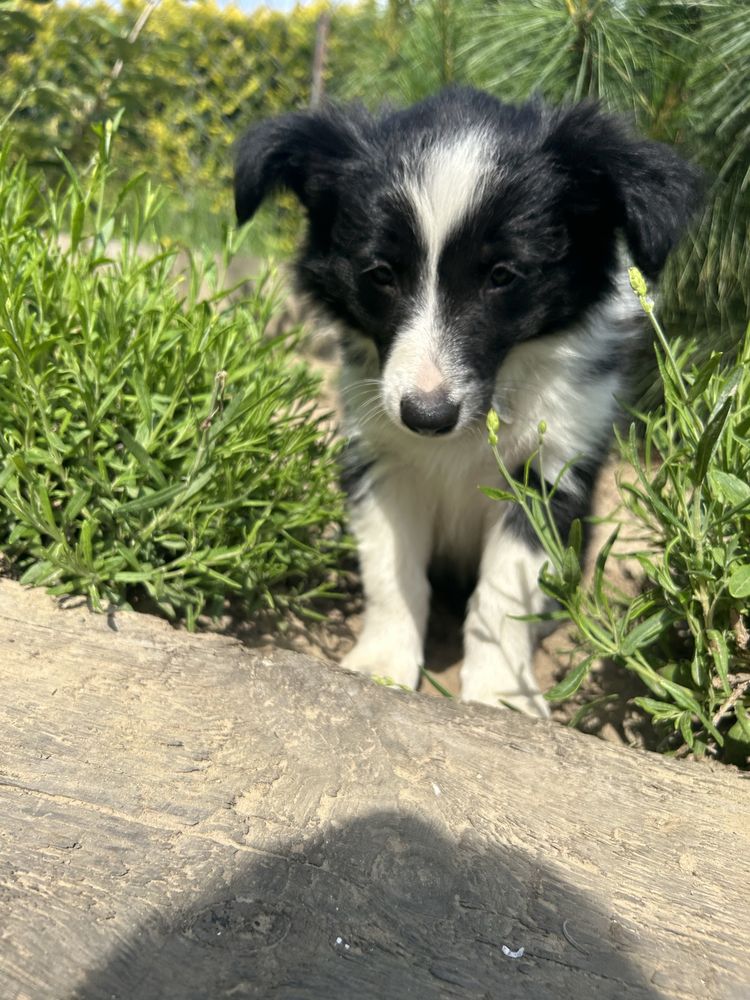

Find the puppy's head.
xmin=235 ymin=89 xmax=700 ymax=437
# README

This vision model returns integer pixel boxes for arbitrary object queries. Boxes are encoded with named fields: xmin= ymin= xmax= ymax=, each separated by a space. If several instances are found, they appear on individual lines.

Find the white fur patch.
xmin=491 ymin=269 xmax=640 ymax=489
xmin=381 ymin=133 xmax=496 ymax=425
xmin=462 ymin=529 xmax=551 ymax=717
xmin=404 ymin=132 xmax=495 ymax=267
xmin=342 ymin=469 xmax=433 ymax=689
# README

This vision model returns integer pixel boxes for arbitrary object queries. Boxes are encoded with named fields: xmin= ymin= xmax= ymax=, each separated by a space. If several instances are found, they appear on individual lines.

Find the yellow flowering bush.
xmin=1 ymin=0 xmax=350 ymax=236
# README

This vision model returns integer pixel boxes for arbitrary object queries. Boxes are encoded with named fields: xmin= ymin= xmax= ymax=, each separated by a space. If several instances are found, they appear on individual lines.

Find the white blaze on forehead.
xmin=403 ymin=131 xmax=495 ymax=265
xmin=381 ymin=131 xmax=495 ymax=427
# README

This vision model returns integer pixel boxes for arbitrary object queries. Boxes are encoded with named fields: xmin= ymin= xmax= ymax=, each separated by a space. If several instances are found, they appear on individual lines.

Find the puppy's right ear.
xmin=234 ymin=109 xmax=365 ymax=225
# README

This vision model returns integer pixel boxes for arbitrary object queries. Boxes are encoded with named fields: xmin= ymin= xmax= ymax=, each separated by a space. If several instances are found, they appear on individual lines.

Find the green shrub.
xmin=0 ymin=122 xmax=345 ymax=628
xmin=4 ymin=0 xmax=747 ymax=340
xmin=0 ymin=0 xmax=333 ymax=256
xmin=1 ymin=0 xmax=325 ymax=200
xmin=486 ymin=271 xmax=750 ymax=765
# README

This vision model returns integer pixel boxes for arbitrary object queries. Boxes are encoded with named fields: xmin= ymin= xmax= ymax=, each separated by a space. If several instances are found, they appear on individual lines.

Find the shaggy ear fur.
xmin=544 ymin=103 xmax=703 ymax=276
xmin=234 ymin=107 xmax=368 ymax=225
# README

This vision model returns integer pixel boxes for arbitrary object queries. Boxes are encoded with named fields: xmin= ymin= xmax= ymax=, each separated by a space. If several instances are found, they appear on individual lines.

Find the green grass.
xmin=485 ymin=271 xmax=750 ymax=765
xmin=0 ymin=121 xmax=345 ymax=628
xmin=155 ymin=190 xmax=301 ymax=261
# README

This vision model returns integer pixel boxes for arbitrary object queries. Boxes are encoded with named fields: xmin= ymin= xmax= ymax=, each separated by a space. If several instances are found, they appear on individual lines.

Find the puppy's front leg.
xmin=343 ymin=473 xmax=432 ymax=690
xmin=462 ymin=521 xmax=551 ymax=718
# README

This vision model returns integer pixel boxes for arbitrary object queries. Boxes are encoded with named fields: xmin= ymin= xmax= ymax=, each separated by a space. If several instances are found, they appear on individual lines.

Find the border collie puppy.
xmin=234 ymin=88 xmax=699 ymax=717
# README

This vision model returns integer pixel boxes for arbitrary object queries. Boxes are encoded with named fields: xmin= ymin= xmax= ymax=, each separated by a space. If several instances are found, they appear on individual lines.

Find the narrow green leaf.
xmin=729 ymin=703 xmax=750 ymax=743
xmin=63 ymin=488 xmax=90 ymax=524
xmin=706 ymin=629 xmax=731 ymax=695
xmin=116 ymin=481 xmax=184 ymax=514
xmin=687 ymin=353 xmax=722 ymax=401
xmin=567 ymin=517 xmax=583 ymax=558
xmin=619 ymin=609 xmax=674 ymax=657
xmin=678 ymin=712 xmax=695 ymax=747
xmin=113 ymin=570 xmax=152 ymax=583
xmin=36 ymin=484 xmax=59 ymax=534
xmin=130 ymin=369 xmax=152 ymax=426
xmin=78 ymin=518 xmax=94 ymax=565
xmin=561 ymin=545 xmax=581 ymax=589
xmin=635 ymin=697 xmax=680 ymax=720
xmin=693 ymin=397 xmax=732 ymax=484
xmin=479 ymin=485 xmax=516 ymax=502
xmin=545 ymin=658 xmax=592 ymax=702
xmin=708 ymin=469 xmax=750 ymax=507
xmin=178 ymin=468 xmax=215 ymax=505
xmin=593 ymin=525 xmax=620 ymax=609
xmin=19 ymin=560 xmax=56 ymax=585
xmin=117 ymin=425 xmax=167 ymax=488
xmin=728 ymin=565 xmax=750 ymax=599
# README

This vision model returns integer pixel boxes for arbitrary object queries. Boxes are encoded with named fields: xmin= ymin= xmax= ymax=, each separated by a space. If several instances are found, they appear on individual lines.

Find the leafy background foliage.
xmin=2 ymin=0 xmax=748 ymax=338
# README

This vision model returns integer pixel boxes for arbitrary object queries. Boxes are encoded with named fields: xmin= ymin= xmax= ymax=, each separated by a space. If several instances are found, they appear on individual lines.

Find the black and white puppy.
xmin=234 ymin=88 xmax=699 ymax=717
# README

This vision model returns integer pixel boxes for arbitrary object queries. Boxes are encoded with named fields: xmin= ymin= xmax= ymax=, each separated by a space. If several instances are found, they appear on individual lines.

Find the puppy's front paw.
xmin=342 ymin=636 xmax=421 ymax=690
xmin=460 ymin=659 xmax=551 ymax=719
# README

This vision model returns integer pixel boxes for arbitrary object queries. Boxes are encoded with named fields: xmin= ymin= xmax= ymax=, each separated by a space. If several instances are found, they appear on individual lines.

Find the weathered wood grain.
xmin=0 ymin=579 xmax=748 ymax=1000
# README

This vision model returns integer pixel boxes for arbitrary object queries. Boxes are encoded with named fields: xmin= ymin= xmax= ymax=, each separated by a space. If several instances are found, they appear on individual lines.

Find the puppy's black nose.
xmin=400 ymin=389 xmax=459 ymax=435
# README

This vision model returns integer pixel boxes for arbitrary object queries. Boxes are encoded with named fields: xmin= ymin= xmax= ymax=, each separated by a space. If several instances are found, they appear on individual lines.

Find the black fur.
xmin=235 ymin=89 xmax=700 ymax=390
xmin=339 ymin=447 xmax=376 ymax=502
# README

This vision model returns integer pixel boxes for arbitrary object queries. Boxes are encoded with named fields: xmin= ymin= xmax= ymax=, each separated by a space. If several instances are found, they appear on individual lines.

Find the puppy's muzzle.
xmin=400 ymin=388 xmax=460 ymax=436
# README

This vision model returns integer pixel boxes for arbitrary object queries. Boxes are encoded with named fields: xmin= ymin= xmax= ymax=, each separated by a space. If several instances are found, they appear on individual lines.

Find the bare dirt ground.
xmin=230 ymin=320 xmax=655 ymax=752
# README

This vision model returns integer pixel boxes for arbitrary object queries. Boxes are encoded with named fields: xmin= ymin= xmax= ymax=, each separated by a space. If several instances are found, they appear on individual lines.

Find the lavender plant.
xmin=485 ymin=270 xmax=750 ymax=764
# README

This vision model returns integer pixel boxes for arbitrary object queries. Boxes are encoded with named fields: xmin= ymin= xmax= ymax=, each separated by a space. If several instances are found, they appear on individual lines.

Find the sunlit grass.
xmin=0 ymin=122 xmax=345 ymax=628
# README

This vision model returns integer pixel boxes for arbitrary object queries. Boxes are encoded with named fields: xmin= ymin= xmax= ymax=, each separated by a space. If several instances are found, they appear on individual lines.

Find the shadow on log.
xmin=75 ymin=812 xmax=662 ymax=1000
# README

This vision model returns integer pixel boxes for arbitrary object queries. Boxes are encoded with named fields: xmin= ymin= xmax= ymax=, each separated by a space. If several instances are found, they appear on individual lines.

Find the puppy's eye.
xmin=489 ymin=264 xmax=518 ymax=289
xmin=363 ymin=263 xmax=396 ymax=289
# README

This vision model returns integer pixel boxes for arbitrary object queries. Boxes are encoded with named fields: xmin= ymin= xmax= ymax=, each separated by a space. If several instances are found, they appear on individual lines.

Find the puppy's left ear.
xmin=234 ymin=107 xmax=367 ymax=225
xmin=545 ymin=104 xmax=704 ymax=277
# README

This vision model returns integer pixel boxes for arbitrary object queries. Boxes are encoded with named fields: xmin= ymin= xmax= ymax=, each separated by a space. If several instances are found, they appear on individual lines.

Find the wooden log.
xmin=0 ymin=578 xmax=747 ymax=1000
